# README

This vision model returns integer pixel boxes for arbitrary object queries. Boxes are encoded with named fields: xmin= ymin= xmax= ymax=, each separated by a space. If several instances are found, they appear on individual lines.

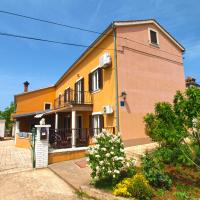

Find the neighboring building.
xmin=12 ymin=19 xmax=185 ymax=148
xmin=0 ymin=119 xmax=6 ymax=138
xmin=186 ymin=76 xmax=200 ymax=88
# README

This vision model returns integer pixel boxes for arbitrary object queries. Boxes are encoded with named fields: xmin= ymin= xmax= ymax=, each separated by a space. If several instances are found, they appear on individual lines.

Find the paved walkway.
xmin=0 ymin=168 xmax=79 ymax=200
xmin=49 ymin=158 xmax=91 ymax=190
xmin=0 ymin=140 xmax=32 ymax=174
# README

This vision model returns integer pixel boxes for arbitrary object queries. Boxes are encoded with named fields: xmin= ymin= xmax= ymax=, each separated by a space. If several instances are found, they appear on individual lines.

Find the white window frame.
xmin=148 ymin=28 xmax=159 ymax=46
xmin=76 ymin=79 xmax=83 ymax=103
xmin=44 ymin=102 xmax=52 ymax=111
xmin=92 ymin=112 xmax=103 ymax=135
xmin=92 ymin=69 xmax=100 ymax=92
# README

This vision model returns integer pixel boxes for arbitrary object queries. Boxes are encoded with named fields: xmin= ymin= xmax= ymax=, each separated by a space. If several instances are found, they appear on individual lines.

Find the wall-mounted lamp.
xmin=120 ymin=91 xmax=127 ymax=107
xmin=120 ymin=91 xmax=127 ymax=100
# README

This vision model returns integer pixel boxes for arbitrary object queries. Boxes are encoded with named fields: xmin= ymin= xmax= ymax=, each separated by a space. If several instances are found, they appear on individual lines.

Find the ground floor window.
xmin=91 ymin=114 xmax=104 ymax=136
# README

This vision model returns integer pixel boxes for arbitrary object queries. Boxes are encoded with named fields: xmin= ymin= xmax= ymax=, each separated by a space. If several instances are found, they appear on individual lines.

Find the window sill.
xmin=149 ymin=42 xmax=160 ymax=48
xmin=91 ymin=89 xmax=101 ymax=94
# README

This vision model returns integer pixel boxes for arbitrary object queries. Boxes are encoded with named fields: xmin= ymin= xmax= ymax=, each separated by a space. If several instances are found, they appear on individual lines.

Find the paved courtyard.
xmin=0 ymin=140 xmax=80 ymax=200
xmin=0 ymin=140 xmax=32 ymax=174
xmin=0 ymin=169 xmax=79 ymax=200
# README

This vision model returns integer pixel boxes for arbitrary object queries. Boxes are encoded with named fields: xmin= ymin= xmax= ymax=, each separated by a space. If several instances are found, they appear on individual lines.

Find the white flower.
xmin=86 ymin=158 xmax=90 ymax=162
xmin=120 ymin=148 xmax=124 ymax=152
xmin=99 ymin=161 xmax=104 ymax=165
xmin=96 ymin=166 xmax=100 ymax=171
xmin=111 ymin=151 xmax=114 ymax=155
xmin=114 ymin=169 xmax=120 ymax=174
xmin=101 ymin=148 xmax=106 ymax=151
xmin=106 ymin=153 xmax=110 ymax=157
xmin=95 ymin=155 xmax=100 ymax=158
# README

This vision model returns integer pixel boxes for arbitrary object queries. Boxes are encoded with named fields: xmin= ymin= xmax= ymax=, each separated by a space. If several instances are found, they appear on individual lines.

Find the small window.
xmin=149 ymin=29 xmax=158 ymax=45
xmin=44 ymin=103 xmax=51 ymax=110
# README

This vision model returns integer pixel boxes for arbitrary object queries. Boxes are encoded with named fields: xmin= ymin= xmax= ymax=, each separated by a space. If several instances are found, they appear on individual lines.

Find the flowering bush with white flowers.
xmin=88 ymin=130 xmax=126 ymax=183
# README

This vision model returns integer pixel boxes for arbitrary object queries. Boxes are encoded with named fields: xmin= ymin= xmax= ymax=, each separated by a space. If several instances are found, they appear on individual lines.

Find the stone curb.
xmin=80 ymin=185 xmax=135 ymax=200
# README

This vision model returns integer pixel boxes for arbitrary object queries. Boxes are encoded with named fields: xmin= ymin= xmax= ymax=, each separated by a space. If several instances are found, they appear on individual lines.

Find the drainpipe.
xmin=113 ymin=24 xmax=120 ymax=133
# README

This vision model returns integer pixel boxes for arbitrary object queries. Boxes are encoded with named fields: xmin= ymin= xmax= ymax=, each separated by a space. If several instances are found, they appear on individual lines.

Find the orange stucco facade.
xmin=15 ymin=86 xmax=55 ymax=116
xmin=13 ymin=20 xmax=185 ymax=146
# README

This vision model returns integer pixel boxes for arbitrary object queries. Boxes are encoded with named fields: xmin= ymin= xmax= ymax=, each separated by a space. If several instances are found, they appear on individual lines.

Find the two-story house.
xmin=12 ymin=19 xmax=185 ymax=151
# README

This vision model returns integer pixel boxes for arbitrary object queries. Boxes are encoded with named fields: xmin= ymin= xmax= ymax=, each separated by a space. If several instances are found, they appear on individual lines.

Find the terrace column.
xmin=71 ymin=110 xmax=76 ymax=148
xmin=15 ymin=121 xmax=20 ymax=145
xmin=55 ymin=113 xmax=58 ymax=131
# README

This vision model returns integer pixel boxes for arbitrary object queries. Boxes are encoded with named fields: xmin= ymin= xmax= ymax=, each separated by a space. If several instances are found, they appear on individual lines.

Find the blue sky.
xmin=0 ymin=0 xmax=200 ymax=110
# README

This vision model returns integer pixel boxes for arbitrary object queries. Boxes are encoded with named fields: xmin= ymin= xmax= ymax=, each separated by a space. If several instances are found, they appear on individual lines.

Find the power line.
xmin=0 ymin=10 xmax=104 ymax=35
xmin=0 ymin=31 xmax=115 ymax=50
xmin=0 ymin=9 xmax=182 ymax=58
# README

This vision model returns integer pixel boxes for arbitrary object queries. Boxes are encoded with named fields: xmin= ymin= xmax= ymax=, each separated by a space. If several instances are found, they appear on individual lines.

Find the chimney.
xmin=23 ymin=81 xmax=30 ymax=92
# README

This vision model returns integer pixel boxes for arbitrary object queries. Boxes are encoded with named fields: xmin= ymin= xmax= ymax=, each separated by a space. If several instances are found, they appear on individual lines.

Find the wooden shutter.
xmin=99 ymin=115 xmax=104 ymax=129
xmin=89 ymin=115 xmax=94 ymax=136
xmin=88 ymin=73 xmax=92 ymax=92
xmin=98 ymin=68 xmax=103 ymax=89
xmin=74 ymin=82 xmax=78 ymax=103
xmin=64 ymin=89 xmax=67 ymax=103
xmin=81 ymin=78 xmax=84 ymax=103
xmin=65 ymin=87 xmax=70 ymax=102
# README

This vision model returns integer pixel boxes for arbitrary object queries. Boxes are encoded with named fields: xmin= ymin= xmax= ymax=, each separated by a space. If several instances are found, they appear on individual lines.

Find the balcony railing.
xmin=49 ymin=127 xmax=115 ymax=149
xmin=54 ymin=89 xmax=92 ymax=109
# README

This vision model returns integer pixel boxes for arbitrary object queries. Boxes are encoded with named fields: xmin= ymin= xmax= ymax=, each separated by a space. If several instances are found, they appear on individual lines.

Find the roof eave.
xmin=55 ymin=23 xmax=114 ymax=86
xmin=114 ymin=19 xmax=185 ymax=52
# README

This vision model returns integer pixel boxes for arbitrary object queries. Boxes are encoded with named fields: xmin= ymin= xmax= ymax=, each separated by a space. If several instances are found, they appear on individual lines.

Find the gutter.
xmin=112 ymin=23 xmax=120 ymax=133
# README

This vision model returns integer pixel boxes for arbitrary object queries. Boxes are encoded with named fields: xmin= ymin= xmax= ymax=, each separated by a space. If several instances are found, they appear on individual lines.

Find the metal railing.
xmin=54 ymin=89 xmax=92 ymax=109
xmin=49 ymin=127 xmax=115 ymax=149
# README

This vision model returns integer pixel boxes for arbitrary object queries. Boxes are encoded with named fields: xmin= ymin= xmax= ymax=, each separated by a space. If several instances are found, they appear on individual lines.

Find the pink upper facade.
xmin=116 ymin=22 xmax=185 ymax=146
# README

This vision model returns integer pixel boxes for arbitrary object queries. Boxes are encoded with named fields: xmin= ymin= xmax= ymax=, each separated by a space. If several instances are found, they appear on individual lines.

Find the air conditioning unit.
xmin=102 ymin=105 xmax=113 ymax=114
xmin=99 ymin=53 xmax=111 ymax=68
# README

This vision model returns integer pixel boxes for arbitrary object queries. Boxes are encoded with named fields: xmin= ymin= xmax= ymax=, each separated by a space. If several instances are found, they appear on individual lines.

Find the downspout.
xmin=113 ymin=24 xmax=120 ymax=133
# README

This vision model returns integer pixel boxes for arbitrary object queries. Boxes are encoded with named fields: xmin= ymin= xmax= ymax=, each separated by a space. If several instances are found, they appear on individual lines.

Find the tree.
xmin=0 ymin=102 xmax=16 ymax=133
xmin=144 ymin=87 xmax=200 ymax=167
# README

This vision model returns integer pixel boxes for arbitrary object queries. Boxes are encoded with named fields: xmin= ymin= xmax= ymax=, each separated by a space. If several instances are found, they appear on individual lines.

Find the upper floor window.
xmin=64 ymin=88 xmax=71 ymax=103
xmin=149 ymin=28 xmax=159 ymax=45
xmin=58 ymin=94 xmax=62 ymax=107
xmin=89 ymin=68 xmax=103 ymax=92
xmin=44 ymin=103 xmax=51 ymax=111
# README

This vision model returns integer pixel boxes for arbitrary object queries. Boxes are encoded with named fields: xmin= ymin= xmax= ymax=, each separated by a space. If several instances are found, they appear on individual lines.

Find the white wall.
xmin=0 ymin=120 xmax=5 ymax=138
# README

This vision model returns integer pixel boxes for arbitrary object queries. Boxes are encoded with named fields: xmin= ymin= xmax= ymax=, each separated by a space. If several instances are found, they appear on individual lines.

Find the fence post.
xmin=34 ymin=124 xmax=51 ymax=168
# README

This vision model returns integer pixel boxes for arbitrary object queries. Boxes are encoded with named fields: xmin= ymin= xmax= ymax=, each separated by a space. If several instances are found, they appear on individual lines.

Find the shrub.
xmin=173 ymin=191 xmax=189 ymax=200
xmin=113 ymin=173 xmax=154 ymax=200
xmin=120 ymin=157 xmax=136 ymax=179
xmin=141 ymin=152 xmax=172 ymax=189
xmin=88 ymin=130 xmax=126 ymax=184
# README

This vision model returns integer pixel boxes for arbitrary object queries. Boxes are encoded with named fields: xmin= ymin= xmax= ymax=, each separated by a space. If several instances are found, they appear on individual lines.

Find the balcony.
xmin=54 ymin=89 xmax=92 ymax=110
